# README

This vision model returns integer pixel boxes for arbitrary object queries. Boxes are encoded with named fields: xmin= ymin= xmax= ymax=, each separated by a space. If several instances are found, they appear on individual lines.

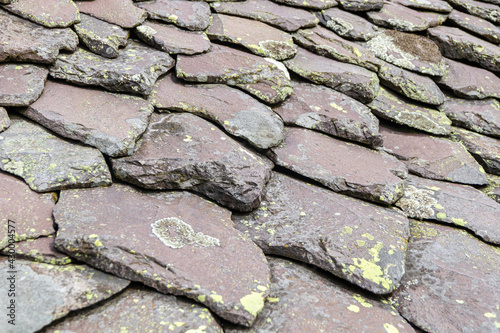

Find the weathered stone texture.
xmin=338 ymin=0 xmax=384 ymax=11
xmin=0 ymin=107 xmax=9 ymax=132
xmin=3 ymin=0 xmax=80 ymax=28
xmin=77 ymin=0 xmax=147 ymax=28
xmin=448 ymin=9 xmax=500 ymax=44
xmin=0 ymin=235 xmax=73 ymax=265
xmin=320 ymin=7 xmax=380 ymax=41
xmin=0 ymin=64 xmax=48 ymax=107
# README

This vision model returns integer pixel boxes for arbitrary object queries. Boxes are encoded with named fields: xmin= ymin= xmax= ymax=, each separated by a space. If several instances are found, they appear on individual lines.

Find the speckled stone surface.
xmin=319 ymin=7 xmax=380 ymax=41
xmin=3 ymin=0 xmax=80 ymax=28
xmin=0 ymin=64 xmax=48 ymax=107
xmin=77 ymin=0 xmax=147 ymax=28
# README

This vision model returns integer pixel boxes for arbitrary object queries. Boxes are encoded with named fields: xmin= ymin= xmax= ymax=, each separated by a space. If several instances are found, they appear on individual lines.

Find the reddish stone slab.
xmin=320 ymin=7 xmax=380 ymax=41
xmin=0 ymin=64 xmax=48 ymax=107
xmin=137 ymin=0 xmax=211 ymax=31
xmin=338 ymin=0 xmax=384 ymax=11
xmin=3 ymin=0 xmax=80 ymax=28
xmin=0 ymin=107 xmax=9 ymax=132
xmin=367 ymin=2 xmax=445 ymax=31
xmin=482 ymin=173 xmax=500 ymax=203
xmin=77 ymin=0 xmax=147 ymax=28
xmin=446 ymin=0 xmax=500 ymax=24
xmin=448 ymin=9 xmax=500 ymax=44
xmin=53 ymin=184 xmax=271 ymax=326
xmin=0 ymin=235 xmax=73 ymax=265
xmin=272 ymin=0 xmax=338 ymax=8
xmin=391 ymin=0 xmax=452 ymax=12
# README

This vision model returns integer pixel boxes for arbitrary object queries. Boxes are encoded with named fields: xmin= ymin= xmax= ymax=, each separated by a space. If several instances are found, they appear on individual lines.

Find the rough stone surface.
xmin=149 ymin=73 xmax=285 ymax=149
xmin=338 ymin=0 xmax=384 ymax=11
xmin=207 ymin=14 xmax=297 ymax=60
xmin=481 ymin=173 xmax=500 ymax=203
xmin=0 ymin=107 xmax=9 ymax=132
xmin=1 ymin=235 xmax=73 ymax=265
xmin=392 ymin=220 xmax=500 ymax=331
xmin=233 ymin=172 xmax=410 ymax=294
xmin=378 ymin=61 xmax=445 ymax=106
xmin=446 ymin=0 xmax=500 ymax=24
xmin=273 ymin=81 xmax=382 ymax=146
xmin=0 ymin=64 xmax=48 ymax=107
xmin=74 ymin=13 xmax=129 ymax=59
xmin=176 ymin=45 xmax=292 ymax=104
xmin=0 ymin=171 xmax=55 ymax=250
xmin=0 ymin=9 xmax=79 ymax=64
xmin=436 ymin=58 xmax=500 ymax=100
xmin=428 ymin=26 xmax=500 ymax=73
xmin=20 ymin=81 xmax=153 ymax=157
xmin=77 ymin=0 xmax=147 ymax=28
xmin=226 ymin=258 xmax=416 ymax=333
xmin=367 ymin=87 xmax=452 ymax=135
xmin=42 ymin=286 xmax=224 ymax=333
xmin=448 ymin=9 xmax=500 ymax=45
xmin=365 ymin=29 xmax=447 ymax=76
xmin=211 ymin=0 xmax=319 ymax=32
xmin=137 ymin=0 xmax=211 ymax=31
xmin=320 ymin=7 xmax=380 ymax=41
xmin=0 ymin=116 xmax=112 ymax=192
xmin=53 ymin=184 xmax=271 ymax=326
xmin=0 ymin=259 xmax=130 ymax=333
xmin=284 ymin=47 xmax=380 ymax=103
xmin=391 ymin=0 xmax=453 ymax=12
xmin=367 ymin=2 xmax=446 ymax=31
xmin=3 ymin=0 xmax=80 ymax=28
xmin=136 ymin=21 xmax=211 ymax=55
xmin=380 ymin=124 xmax=488 ymax=185
xmin=439 ymin=97 xmax=500 ymax=137
xmin=49 ymin=41 xmax=175 ymax=95
xmin=112 ymin=113 xmax=274 ymax=212
xmin=271 ymin=0 xmax=338 ymax=9
xmin=268 ymin=127 xmax=408 ymax=204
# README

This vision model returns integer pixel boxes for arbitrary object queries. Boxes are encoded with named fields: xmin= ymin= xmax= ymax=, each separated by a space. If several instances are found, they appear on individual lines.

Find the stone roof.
xmin=0 ymin=0 xmax=499 ymax=332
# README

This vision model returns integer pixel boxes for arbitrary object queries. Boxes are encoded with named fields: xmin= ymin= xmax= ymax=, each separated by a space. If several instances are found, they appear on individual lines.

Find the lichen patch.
xmin=151 ymin=217 xmax=220 ymax=249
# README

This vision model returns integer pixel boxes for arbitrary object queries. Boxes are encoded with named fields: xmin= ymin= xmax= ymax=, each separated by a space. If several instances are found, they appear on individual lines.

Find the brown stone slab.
xmin=320 ymin=7 xmax=380 ymax=41
xmin=365 ymin=29 xmax=446 ymax=76
xmin=446 ymin=0 xmax=500 ymax=23
xmin=207 ymin=14 xmax=297 ymax=60
xmin=0 ymin=259 xmax=130 ymax=333
xmin=149 ymin=73 xmax=285 ymax=149
xmin=77 ymin=0 xmax=147 ymax=28
xmin=226 ymin=258 xmax=416 ymax=333
xmin=42 ymin=286 xmax=224 ymax=333
xmin=0 ymin=107 xmax=9 ymax=132
xmin=233 ymin=172 xmax=410 ymax=294
xmin=136 ymin=0 xmax=211 ymax=31
xmin=448 ymin=9 xmax=500 ymax=45
xmin=3 ymin=0 xmax=80 ymax=28
xmin=367 ymin=87 xmax=452 ymax=135
xmin=49 ymin=41 xmax=175 ymax=96
xmin=393 ymin=220 xmax=500 ymax=331
xmin=339 ymin=0 xmax=384 ymax=11
xmin=268 ymin=127 xmax=408 ymax=204
xmin=0 ymin=9 xmax=79 ymax=64
xmin=0 ymin=116 xmax=112 ymax=192
xmin=391 ymin=0 xmax=453 ymax=12
xmin=136 ymin=21 xmax=211 ymax=55
xmin=176 ymin=45 xmax=292 ymax=104
xmin=284 ymin=47 xmax=380 ymax=103
xmin=380 ymin=124 xmax=488 ymax=185
xmin=272 ymin=0 xmax=338 ymax=9
xmin=74 ymin=13 xmax=129 ymax=59
xmin=112 ymin=113 xmax=274 ymax=211
xmin=53 ymin=184 xmax=271 ymax=326
xmin=211 ymin=0 xmax=319 ymax=32
xmin=481 ymin=173 xmax=500 ymax=203
xmin=0 ymin=64 xmax=48 ymax=107
xmin=20 ymin=81 xmax=153 ymax=157
xmin=0 ymin=171 xmax=55 ymax=250
xmin=273 ymin=81 xmax=382 ymax=146
xmin=367 ymin=2 xmax=445 ymax=31
xmin=0 ymin=235 xmax=73 ymax=265
xmin=428 ymin=26 xmax=500 ymax=73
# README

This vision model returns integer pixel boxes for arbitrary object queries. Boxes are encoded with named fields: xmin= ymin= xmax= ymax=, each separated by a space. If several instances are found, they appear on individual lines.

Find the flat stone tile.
xmin=3 ymin=0 xmax=80 ymax=28
xmin=76 ymin=0 xmax=147 ymax=28
xmin=448 ymin=9 xmax=500 ymax=44
xmin=0 ymin=64 xmax=48 ymax=107
xmin=320 ymin=7 xmax=380 ymax=41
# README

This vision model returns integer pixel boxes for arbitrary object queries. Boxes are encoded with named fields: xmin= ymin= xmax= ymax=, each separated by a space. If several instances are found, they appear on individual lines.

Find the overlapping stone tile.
xmin=0 ymin=171 xmax=55 ymax=250
xmin=446 ymin=0 xmax=500 ymax=23
xmin=0 ymin=9 xmax=79 ymax=64
xmin=292 ymin=26 xmax=382 ymax=72
xmin=365 ymin=29 xmax=447 ymax=76
xmin=391 ymin=0 xmax=453 ymax=12
xmin=392 ymin=220 xmax=500 ymax=331
xmin=381 ymin=124 xmax=488 ymax=185
xmin=42 ymin=286 xmax=224 ymax=333
xmin=448 ymin=9 xmax=500 ymax=45
xmin=338 ymin=0 xmax=384 ymax=11
xmin=149 ymin=73 xmax=284 ymax=149
xmin=3 ymin=0 xmax=80 ymax=28
xmin=0 ymin=64 xmax=48 ymax=107
xmin=53 ymin=184 xmax=271 ymax=326
xmin=207 ymin=14 xmax=297 ymax=60
xmin=76 ymin=0 xmax=147 ymax=28
xmin=49 ymin=41 xmax=175 ymax=95
xmin=226 ymin=258 xmax=416 ymax=333
xmin=439 ymin=97 xmax=500 ymax=137
xmin=271 ymin=0 xmax=338 ymax=9
xmin=367 ymin=87 xmax=452 ymax=135
xmin=233 ymin=172 xmax=410 ymax=294
xmin=176 ymin=45 xmax=292 ymax=104
xmin=452 ymin=127 xmax=500 ymax=176
xmin=0 ymin=116 xmax=112 ymax=192
xmin=20 ymin=81 xmax=153 ymax=157
xmin=319 ymin=7 xmax=380 ymax=41
xmin=481 ymin=173 xmax=500 ymax=203
xmin=74 ymin=13 xmax=129 ymax=59
xmin=273 ymin=81 xmax=382 ymax=146
xmin=136 ymin=0 xmax=211 ymax=31
xmin=136 ymin=21 xmax=211 ymax=55
xmin=0 ymin=107 xmax=9 ymax=132
xmin=268 ymin=127 xmax=407 ymax=204
xmin=378 ymin=61 xmax=445 ymax=106
xmin=284 ymin=47 xmax=380 ymax=103
xmin=428 ymin=26 xmax=500 ymax=73
xmin=0 ymin=235 xmax=73 ymax=265
xmin=0 ymin=259 xmax=130 ymax=333
xmin=112 ymin=113 xmax=274 ymax=211
xmin=436 ymin=58 xmax=500 ymax=99
xmin=211 ymin=0 xmax=319 ymax=32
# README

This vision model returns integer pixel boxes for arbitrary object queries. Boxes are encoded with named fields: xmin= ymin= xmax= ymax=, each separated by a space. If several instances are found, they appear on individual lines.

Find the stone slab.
xmin=0 ymin=235 xmax=73 ymax=265
xmin=3 ymin=0 xmax=80 ymax=28
xmin=0 ymin=64 xmax=48 ymax=107
xmin=448 ymin=9 xmax=500 ymax=45
xmin=77 ymin=0 xmax=147 ymax=28
xmin=446 ymin=0 xmax=500 ymax=24
xmin=320 ymin=7 xmax=380 ymax=41
xmin=0 ymin=107 xmax=9 ymax=132
xmin=272 ymin=0 xmax=338 ymax=8
xmin=391 ymin=0 xmax=453 ymax=12
xmin=482 ymin=173 xmax=500 ymax=203
xmin=367 ymin=2 xmax=446 ymax=31
xmin=338 ymin=0 xmax=384 ymax=11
